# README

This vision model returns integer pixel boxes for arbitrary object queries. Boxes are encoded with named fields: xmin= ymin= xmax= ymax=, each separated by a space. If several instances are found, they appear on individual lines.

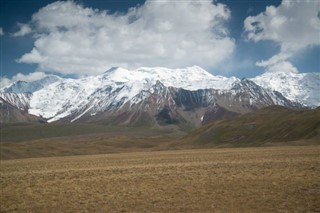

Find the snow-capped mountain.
xmin=1 ymin=75 xmax=62 ymax=93
xmin=251 ymin=71 xmax=320 ymax=107
xmin=225 ymin=78 xmax=301 ymax=109
xmin=0 ymin=66 xmax=309 ymax=125
xmin=2 ymin=66 xmax=240 ymax=123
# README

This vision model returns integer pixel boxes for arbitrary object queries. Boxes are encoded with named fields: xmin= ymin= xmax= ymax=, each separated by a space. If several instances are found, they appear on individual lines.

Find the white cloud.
xmin=257 ymin=60 xmax=298 ymax=74
xmin=17 ymin=0 xmax=235 ymax=75
xmin=0 ymin=77 xmax=12 ymax=89
xmin=244 ymin=0 xmax=319 ymax=53
xmin=244 ymin=0 xmax=320 ymax=73
xmin=13 ymin=23 xmax=32 ymax=37
xmin=0 ymin=72 xmax=48 ymax=89
xmin=0 ymin=27 xmax=4 ymax=36
xmin=11 ymin=72 xmax=47 ymax=82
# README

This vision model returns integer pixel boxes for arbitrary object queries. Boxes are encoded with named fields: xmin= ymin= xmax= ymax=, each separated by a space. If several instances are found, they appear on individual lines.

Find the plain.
xmin=1 ymin=146 xmax=319 ymax=212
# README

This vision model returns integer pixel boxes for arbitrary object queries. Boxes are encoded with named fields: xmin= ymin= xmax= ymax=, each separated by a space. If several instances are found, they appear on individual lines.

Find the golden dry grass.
xmin=1 ymin=146 xmax=319 ymax=212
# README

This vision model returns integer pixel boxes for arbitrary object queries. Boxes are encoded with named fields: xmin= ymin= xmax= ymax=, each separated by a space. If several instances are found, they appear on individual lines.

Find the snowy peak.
xmin=231 ymin=78 xmax=258 ymax=91
xmin=99 ymin=66 xmax=239 ymax=90
xmin=229 ymin=78 xmax=301 ymax=108
xmin=251 ymin=71 xmax=320 ymax=107
xmin=2 ymin=75 xmax=62 ymax=93
xmin=134 ymin=66 xmax=239 ymax=90
xmin=100 ymin=67 xmax=135 ymax=83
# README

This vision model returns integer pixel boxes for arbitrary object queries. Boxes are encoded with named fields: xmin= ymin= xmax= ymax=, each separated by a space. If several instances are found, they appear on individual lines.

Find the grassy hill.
xmin=176 ymin=106 xmax=320 ymax=147
xmin=0 ymin=122 xmax=187 ymax=143
xmin=0 ymin=122 xmax=186 ymax=159
xmin=1 ymin=106 xmax=319 ymax=159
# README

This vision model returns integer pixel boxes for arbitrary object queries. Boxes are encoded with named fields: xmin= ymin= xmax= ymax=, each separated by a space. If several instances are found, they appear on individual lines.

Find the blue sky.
xmin=0 ymin=0 xmax=319 ymax=84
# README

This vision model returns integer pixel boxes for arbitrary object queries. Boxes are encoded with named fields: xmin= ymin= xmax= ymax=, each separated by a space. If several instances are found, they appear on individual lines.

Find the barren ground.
xmin=1 ymin=146 xmax=319 ymax=212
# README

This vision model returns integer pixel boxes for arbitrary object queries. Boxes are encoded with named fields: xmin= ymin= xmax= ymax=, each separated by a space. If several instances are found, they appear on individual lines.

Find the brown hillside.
xmin=177 ymin=106 xmax=320 ymax=147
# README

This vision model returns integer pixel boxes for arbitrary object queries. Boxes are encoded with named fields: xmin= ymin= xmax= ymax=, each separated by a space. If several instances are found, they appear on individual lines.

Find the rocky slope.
xmin=0 ymin=98 xmax=45 ymax=123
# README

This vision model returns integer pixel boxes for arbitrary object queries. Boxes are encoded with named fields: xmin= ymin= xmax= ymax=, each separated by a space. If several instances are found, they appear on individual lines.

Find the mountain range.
xmin=0 ymin=66 xmax=319 ymax=127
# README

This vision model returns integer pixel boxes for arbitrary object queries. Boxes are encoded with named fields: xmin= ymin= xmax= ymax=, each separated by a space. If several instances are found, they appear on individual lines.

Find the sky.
xmin=0 ymin=0 xmax=319 ymax=86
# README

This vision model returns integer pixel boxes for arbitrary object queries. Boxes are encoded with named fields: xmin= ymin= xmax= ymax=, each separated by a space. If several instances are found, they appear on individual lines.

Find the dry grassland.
xmin=1 ymin=146 xmax=319 ymax=212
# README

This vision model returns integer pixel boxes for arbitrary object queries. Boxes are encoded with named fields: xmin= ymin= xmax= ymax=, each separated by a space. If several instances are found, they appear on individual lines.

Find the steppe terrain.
xmin=1 ymin=146 xmax=319 ymax=212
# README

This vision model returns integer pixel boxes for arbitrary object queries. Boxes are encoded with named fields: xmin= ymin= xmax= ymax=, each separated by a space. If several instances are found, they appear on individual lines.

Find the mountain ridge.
xmin=0 ymin=66 xmax=315 ymax=125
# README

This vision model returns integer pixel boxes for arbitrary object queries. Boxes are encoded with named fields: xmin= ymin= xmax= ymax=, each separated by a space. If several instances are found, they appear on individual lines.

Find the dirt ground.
xmin=1 ymin=146 xmax=319 ymax=212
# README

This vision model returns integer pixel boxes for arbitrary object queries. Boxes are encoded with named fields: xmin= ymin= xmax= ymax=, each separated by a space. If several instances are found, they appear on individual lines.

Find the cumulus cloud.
xmin=244 ymin=0 xmax=320 ymax=73
xmin=0 ymin=72 xmax=47 ymax=89
xmin=0 ymin=27 xmax=4 ymax=36
xmin=12 ymin=23 xmax=32 ymax=37
xmin=17 ymin=0 xmax=234 ymax=75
